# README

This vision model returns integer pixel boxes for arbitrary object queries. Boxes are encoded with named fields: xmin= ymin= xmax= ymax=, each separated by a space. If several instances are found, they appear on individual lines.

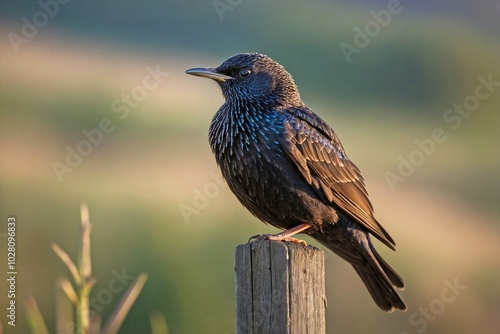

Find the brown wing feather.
xmin=280 ymin=109 xmax=396 ymax=249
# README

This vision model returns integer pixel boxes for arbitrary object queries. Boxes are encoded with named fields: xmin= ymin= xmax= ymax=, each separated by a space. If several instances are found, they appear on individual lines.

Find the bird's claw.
xmin=248 ymin=234 xmax=267 ymax=243
xmin=248 ymin=234 xmax=307 ymax=246
xmin=277 ymin=237 xmax=308 ymax=246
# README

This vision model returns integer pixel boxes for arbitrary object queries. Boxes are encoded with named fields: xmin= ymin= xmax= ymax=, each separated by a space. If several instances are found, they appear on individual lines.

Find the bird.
xmin=185 ymin=53 xmax=407 ymax=312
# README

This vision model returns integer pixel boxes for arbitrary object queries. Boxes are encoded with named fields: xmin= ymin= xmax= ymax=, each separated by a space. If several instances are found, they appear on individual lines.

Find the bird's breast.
xmin=207 ymin=104 xmax=337 ymax=229
xmin=209 ymin=104 xmax=290 ymax=197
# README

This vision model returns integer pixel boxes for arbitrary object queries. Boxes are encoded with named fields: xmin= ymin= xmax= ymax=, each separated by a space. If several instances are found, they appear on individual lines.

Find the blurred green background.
xmin=1 ymin=0 xmax=499 ymax=333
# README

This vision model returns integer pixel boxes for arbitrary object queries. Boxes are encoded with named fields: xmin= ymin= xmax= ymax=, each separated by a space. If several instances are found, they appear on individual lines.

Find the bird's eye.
xmin=239 ymin=69 xmax=251 ymax=78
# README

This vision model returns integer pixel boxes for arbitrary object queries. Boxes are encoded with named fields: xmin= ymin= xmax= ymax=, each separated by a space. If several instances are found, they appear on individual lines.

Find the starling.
xmin=185 ymin=53 xmax=407 ymax=312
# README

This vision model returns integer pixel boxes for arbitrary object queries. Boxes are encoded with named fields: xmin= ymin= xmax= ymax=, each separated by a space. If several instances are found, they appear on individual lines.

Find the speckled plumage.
xmin=187 ymin=53 xmax=406 ymax=312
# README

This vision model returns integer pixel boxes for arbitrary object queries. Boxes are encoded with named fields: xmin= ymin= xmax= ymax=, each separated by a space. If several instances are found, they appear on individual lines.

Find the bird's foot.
xmin=270 ymin=235 xmax=308 ymax=246
xmin=248 ymin=234 xmax=265 ymax=243
xmin=248 ymin=233 xmax=307 ymax=246
xmin=248 ymin=223 xmax=313 ymax=245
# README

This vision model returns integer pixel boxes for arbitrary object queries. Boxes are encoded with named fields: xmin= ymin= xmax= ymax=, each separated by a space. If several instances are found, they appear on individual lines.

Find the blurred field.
xmin=0 ymin=1 xmax=499 ymax=333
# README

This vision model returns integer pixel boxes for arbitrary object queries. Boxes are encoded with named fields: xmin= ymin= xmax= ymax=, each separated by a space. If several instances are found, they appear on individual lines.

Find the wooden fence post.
xmin=235 ymin=240 xmax=326 ymax=334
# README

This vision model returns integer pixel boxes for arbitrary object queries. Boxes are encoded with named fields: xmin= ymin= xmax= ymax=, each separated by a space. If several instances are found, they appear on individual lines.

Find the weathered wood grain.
xmin=235 ymin=240 xmax=326 ymax=334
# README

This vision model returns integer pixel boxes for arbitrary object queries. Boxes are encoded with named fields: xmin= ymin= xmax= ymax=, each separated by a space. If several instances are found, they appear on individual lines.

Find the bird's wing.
xmin=279 ymin=107 xmax=396 ymax=249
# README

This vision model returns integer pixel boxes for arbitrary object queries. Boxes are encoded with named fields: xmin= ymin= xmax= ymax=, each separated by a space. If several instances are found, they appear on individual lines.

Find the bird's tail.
xmin=313 ymin=226 xmax=407 ymax=312
xmin=352 ymin=248 xmax=407 ymax=312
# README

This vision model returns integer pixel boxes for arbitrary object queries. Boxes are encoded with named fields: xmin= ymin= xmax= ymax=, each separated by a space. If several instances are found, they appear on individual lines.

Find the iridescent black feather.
xmin=191 ymin=53 xmax=406 ymax=312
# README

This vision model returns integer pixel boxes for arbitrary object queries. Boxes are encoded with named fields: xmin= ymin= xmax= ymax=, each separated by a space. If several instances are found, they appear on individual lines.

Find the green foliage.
xmin=25 ymin=204 xmax=155 ymax=334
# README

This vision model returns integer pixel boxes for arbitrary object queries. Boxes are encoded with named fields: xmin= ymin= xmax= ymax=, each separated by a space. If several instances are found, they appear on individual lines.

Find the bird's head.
xmin=185 ymin=53 xmax=302 ymax=107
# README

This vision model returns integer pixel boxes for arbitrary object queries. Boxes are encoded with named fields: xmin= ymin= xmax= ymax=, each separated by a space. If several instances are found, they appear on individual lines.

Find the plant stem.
xmin=77 ymin=203 xmax=93 ymax=334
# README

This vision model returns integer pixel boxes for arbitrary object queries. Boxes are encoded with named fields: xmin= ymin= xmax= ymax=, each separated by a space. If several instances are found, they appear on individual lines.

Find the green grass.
xmin=25 ymin=204 xmax=155 ymax=334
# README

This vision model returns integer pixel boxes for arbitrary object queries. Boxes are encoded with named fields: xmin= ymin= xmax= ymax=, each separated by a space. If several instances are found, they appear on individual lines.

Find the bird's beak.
xmin=185 ymin=67 xmax=234 ymax=82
